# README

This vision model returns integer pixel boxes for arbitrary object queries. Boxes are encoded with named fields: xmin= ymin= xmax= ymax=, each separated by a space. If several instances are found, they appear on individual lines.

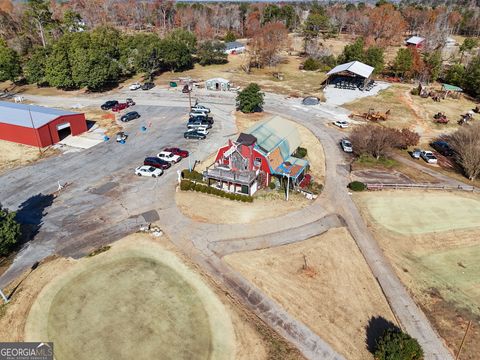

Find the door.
xmin=57 ymin=123 xmax=71 ymax=141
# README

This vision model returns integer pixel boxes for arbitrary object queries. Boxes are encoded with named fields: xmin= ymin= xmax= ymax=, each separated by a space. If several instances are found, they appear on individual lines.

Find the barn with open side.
xmin=325 ymin=61 xmax=375 ymax=90
xmin=0 ymin=101 xmax=87 ymax=147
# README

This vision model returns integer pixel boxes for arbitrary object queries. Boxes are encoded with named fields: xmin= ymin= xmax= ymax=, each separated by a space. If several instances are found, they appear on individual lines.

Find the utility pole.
xmin=286 ymin=173 xmax=290 ymax=201
xmin=455 ymin=320 xmax=471 ymax=360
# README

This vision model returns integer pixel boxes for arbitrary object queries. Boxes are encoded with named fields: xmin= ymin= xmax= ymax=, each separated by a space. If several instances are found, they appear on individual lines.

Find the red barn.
xmin=204 ymin=116 xmax=309 ymax=195
xmin=0 ymin=101 xmax=88 ymax=147
xmin=406 ymin=36 xmax=425 ymax=49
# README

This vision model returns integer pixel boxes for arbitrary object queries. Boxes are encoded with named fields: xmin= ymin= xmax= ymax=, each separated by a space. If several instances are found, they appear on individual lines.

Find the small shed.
xmin=406 ymin=36 xmax=425 ymax=49
xmin=224 ymin=41 xmax=246 ymax=55
xmin=442 ymin=83 xmax=463 ymax=99
xmin=206 ymin=78 xmax=231 ymax=91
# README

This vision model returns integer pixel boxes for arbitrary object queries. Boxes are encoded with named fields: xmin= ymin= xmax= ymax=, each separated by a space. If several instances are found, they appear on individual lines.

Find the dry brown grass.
xmin=0 ymin=139 xmax=58 ymax=174
xmin=224 ymin=227 xmax=396 ymax=360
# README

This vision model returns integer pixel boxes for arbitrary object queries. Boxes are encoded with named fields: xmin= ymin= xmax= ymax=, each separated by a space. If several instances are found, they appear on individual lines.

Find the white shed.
xmin=206 ymin=78 xmax=231 ymax=91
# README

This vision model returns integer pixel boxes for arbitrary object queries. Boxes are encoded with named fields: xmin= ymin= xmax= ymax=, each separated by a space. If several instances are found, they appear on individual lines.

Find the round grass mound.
xmin=26 ymin=242 xmax=235 ymax=360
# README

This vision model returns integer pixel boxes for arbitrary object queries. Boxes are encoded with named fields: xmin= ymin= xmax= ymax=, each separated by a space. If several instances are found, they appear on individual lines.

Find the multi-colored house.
xmin=204 ymin=116 xmax=309 ymax=195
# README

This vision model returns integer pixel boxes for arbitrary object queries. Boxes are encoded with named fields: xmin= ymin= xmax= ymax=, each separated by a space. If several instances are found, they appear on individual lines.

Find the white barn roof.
xmin=0 ymin=101 xmax=77 ymax=129
xmin=326 ymin=61 xmax=374 ymax=79
xmin=406 ymin=36 xmax=425 ymax=45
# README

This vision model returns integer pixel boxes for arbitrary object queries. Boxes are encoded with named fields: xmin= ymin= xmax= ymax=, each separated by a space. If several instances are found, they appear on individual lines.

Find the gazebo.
xmin=442 ymin=83 xmax=463 ymax=99
xmin=325 ymin=61 xmax=375 ymax=90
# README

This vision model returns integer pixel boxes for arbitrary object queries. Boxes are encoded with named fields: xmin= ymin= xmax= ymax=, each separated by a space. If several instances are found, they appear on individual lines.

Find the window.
xmin=254 ymin=157 xmax=262 ymax=167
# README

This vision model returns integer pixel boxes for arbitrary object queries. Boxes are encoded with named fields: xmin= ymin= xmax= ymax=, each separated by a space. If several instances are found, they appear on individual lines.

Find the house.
xmin=204 ymin=116 xmax=309 ymax=195
xmin=224 ymin=41 xmax=246 ymax=55
xmin=406 ymin=36 xmax=425 ymax=49
xmin=0 ymin=101 xmax=87 ymax=147
xmin=205 ymin=78 xmax=231 ymax=91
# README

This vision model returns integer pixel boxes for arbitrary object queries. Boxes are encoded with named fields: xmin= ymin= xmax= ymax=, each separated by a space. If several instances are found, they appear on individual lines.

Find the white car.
xmin=135 ymin=166 xmax=163 ymax=177
xmin=341 ymin=139 xmax=353 ymax=153
xmin=156 ymin=151 xmax=181 ymax=163
xmin=189 ymin=110 xmax=209 ymax=117
xmin=191 ymin=104 xmax=210 ymax=113
xmin=420 ymin=150 xmax=438 ymax=164
xmin=129 ymin=82 xmax=141 ymax=91
xmin=333 ymin=120 xmax=349 ymax=128
xmin=188 ymin=127 xmax=209 ymax=136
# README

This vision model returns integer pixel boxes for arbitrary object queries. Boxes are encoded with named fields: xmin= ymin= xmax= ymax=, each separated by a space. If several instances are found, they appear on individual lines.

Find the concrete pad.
xmin=324 ymin=82 xmax=390 ymax=106
xmin=59 ymin=134 xmax=103 ymax=149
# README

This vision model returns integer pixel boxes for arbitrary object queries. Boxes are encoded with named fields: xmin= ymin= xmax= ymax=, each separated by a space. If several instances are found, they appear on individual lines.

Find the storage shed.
xmin=224 ymin=41 xmax=246 ymax=55
xmin=206 ymin=78 xmax=231 ymax=91
xmin=406 ymin=36 xmax=425 ymax=49
xmin=0 ymin=101 xmax=88 ymax=147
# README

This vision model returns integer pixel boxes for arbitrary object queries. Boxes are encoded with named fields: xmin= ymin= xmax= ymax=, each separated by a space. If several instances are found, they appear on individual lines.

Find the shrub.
xmin=0 ymin=204 xmax=21 ymax=256
xmin=295 ymin=147 xmax=308 ymax=158
xmin=182 ymin=169 xmax=203 ymax=182
xmin=374 ymin=328 xmax=423 ymax=360
xmin=410 ymin=87 xmax=420 ymax=96
xmin=303 ymin=57 xmax=321 ymax=71
xmin=268 ymin=182 xmax=276 ymax=190
xmin=348 ymin=181 xmax=366 ymax=191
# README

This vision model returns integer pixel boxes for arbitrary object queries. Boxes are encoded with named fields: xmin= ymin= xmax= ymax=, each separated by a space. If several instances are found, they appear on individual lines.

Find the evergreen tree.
xmin=0 ymin=204 xmax=21 ymax=257
xmin=0 ymin=40 xmax=21 ymax=82
xmin=374 ymin=328 xmax=423 ymax=360
xmin=236 ymin=83 xmax=264 ymax=113
xmin=197 ymin=41 xmax=227 ymax=66
xmin=392 ymin=48 xmax=414 ymax=78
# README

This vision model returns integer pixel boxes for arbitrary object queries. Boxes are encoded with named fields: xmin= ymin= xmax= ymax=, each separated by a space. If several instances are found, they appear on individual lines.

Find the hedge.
xmin=180 ymin=179 xmax=253 ymax=202
xmin=348 ymin=181 xmax=366 ymax=191
xmin=295 ymin=147 xmax=308 ymax=159
xmin=181 ymin=169 xmax=204 ymax=182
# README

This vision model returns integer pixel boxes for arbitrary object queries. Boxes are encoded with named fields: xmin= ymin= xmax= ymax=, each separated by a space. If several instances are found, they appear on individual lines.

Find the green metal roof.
xmin=442 ymin=83 xmax=463 ymax=92
xmin=246 ymin=116 xmax=301 ymax=160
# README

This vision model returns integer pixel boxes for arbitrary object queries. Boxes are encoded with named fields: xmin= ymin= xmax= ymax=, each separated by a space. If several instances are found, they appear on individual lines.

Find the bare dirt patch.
xmin=176 ymin=190 xmax=309 ymax=224
xmin=224 ymin=227 xmax=395 ymax=360
xmin=354 ymin=191 xmax=480 ymax=359
xmin=0 ymin=140 xmax=58 ymax=174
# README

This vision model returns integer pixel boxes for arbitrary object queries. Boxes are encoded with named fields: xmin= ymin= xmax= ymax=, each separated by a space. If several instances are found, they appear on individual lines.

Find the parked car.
xmin=187 ymin=121 xmax=212 ymax=130
xmin=431 ymin=141 xmax=454 ymax=156
xmin=420 ymin=150 xmax=438 ymax=164
xmin=333 ymin=120 xmax=349 ymax=128
xmin=340 ymin=139 xmax=353 ymax=153
xmin=144 ymin=157 xmax=171 ymax=169
xmin=184 ymin=130 xmax=206 ymax=140
xmin=129 ymin=82 xmax=141 ymax=91
xmin=112 ymin=103 xmax=128 ymax=112
xmin=189 ymin=115 xmax=213 ymax=124
xmin=164 ymin=147 xmax=189 ymax=158
xmin=142 ymin=82 xmax=155 ymax=90
xmin=101 ymin=100 xmax=118 ymax=110
xmin=126 ymin=98 xmax=135 ymax=106
xmin=187 ymin=127 xmax=209 ymax=136
xmin=191 ymin=104 xmax=210 ymax=113
xmin=120 ymin=111 xmax=140 ymax=122
xmin=411 ymin=148 xmax=421 ymax=159
xmin=135 ymin=165 xmax=163 ymax=177
xmin=189 ymin=110 xmax=209 ymax=117
xmin=116 ymin=132 xmax=127 ymax=142
xmin=157 ymin=151 xmax=181 ymax=163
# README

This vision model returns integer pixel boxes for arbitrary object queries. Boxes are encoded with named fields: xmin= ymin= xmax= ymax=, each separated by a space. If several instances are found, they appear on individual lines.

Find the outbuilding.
xmin=205 ymin=77 xmax=231 ymax=91
xmin=0 ymin=101 xmax=88 ymax=147
xmin=325 ymin=60 xmax=375 ymax=90
xmin=406 ymin=36 xmax=425 ymax=49
xmin=224 ymin=41 xmax=246 ymax=55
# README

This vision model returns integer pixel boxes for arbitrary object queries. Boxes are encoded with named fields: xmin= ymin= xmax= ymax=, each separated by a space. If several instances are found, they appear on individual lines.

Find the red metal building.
xmin=0 ymin=101 xmax=87 ymax=147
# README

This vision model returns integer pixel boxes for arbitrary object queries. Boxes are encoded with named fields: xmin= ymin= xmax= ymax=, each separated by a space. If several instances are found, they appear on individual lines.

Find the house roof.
xmin=237 ymin=133 xmax=257 ymax=146
xmin=0 ymin=101 xmax=77 ymax=129
xmin=206 ymin=77 xmax=230 ymax=84
xmin=442 ymin=83 xmax=463 ymax=92
xmin=246 ymin=116 xmax=301 ymax=161
xmin=406 ymin=36 xmax=425 ymax=45
xmin=225 ymin=41 xmax=245 ymax=51
xmin=275 ymin=156 xmax=309 ymax=179
xmin=326 ymin=61 xmax=374 ymax=79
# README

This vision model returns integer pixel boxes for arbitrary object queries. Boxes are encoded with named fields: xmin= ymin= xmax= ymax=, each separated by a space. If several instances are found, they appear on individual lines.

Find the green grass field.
xmin=26 ymin=241 xmax=235 ymax=360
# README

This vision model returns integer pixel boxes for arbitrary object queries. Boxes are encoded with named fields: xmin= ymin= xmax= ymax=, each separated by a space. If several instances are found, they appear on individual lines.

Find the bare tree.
xmin=446 ymin=123 xmax=480 ymax=181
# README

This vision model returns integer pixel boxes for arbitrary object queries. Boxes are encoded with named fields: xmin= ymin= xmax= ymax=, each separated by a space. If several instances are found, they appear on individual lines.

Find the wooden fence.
xmin=366 ymin=183 xmax=476 ymax=192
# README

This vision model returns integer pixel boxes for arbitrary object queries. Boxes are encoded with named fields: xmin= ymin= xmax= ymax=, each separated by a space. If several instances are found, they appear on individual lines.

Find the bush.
xmin=268 ymin=182 xmax=276 ymax=190
xmin=348 ymin=181 xmax=366 ymax=191
xmin=410 ymin=87 xmax=420 ymax=96
xmin=0 ymin=204 xmax=21 ymax=256
xmin=179 ymin=179 xmax=254 ymax=202
xmin=303 ymin=57 xmax=321 ymax=71
xmin=182 ymin=169 xmax=203 ymax=182
xmin=295 ymin=147 xmax=308 ymax=158
xmin=374 ymin=328 xmax=423 ymax=360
